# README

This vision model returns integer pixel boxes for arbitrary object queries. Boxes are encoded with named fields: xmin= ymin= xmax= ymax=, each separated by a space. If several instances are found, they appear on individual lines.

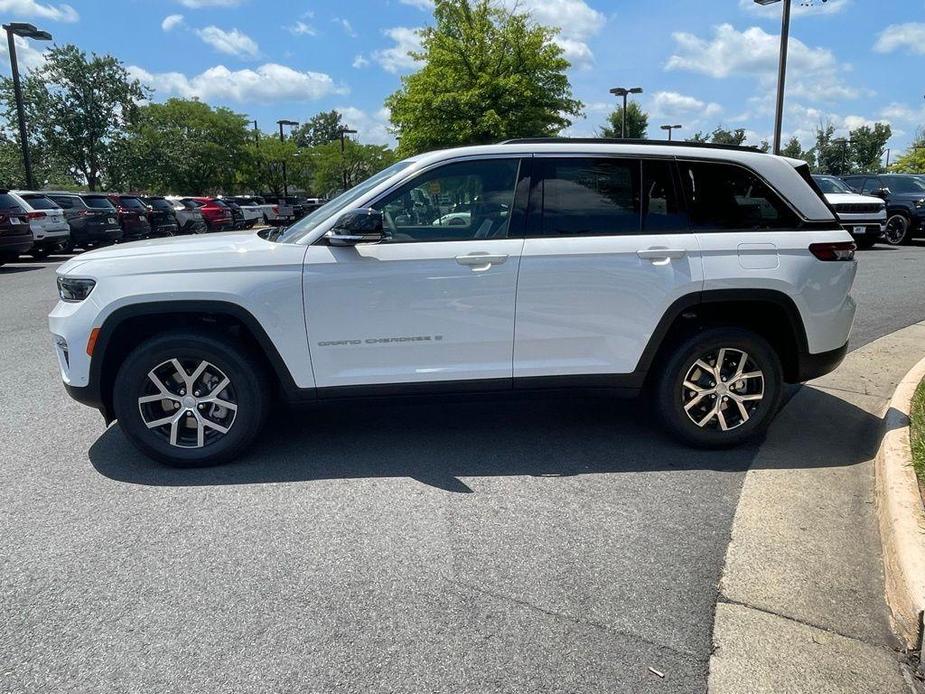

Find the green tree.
xmin=599 ymin=101 xmax=648 ymax=139
xmin=237 ymin=133 xmax=313 ymax=197
xmin=115 ymin=98 xmax=251 ymax=194
xmin=849 ymin=123 xmax=891 ymax=173
xmin=890 ymin=132 xmax=925 ymax=173
xmin=293 ymin=110 xmax=345 ymax=148
xmin=686 ymin=127 xmax=748 ymax=147
xmin=0 ymin=44 xmax=147 ymax=190
xmin=780 ymin=135 xmax=815 ymax=168
xmin=309 ymin=140 xmax=397 ymax=196
xmin=387 ymin=0 xmax=582 ymax=155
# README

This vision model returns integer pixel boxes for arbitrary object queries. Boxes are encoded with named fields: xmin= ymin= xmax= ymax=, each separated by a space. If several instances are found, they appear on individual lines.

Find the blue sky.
xmin=0 ymin=0 xmax=922 ymax=160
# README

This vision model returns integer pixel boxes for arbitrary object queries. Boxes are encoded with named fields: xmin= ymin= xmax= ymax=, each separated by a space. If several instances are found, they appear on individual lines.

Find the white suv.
xmin=10 ymin=191 xmax=70 ymax=259
xmin=50 ymin=141 xmax=857 ymax=467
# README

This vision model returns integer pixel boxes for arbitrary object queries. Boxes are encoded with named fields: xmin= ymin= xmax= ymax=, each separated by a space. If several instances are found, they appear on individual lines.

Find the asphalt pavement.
xmin=2 ymin=242 xmax=925 ymax=694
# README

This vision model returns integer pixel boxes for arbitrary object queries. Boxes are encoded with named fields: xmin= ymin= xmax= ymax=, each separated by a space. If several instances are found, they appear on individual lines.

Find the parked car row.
xmin=815 ymin=172 xmax=925 ymax=248
xmin=0 ymin=189 xmax=330 ymax=266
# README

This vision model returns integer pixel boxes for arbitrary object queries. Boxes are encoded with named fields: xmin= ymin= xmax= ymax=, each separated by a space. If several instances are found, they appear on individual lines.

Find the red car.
xmin=106 ymin=194 xmax=152 ymax=241
xmin=183 ymin=198 xmax=233 ymax=232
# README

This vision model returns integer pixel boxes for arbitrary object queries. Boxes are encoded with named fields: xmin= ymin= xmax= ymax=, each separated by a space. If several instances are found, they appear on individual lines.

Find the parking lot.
xmin=3 ymin=243 xmax=925 ymax=693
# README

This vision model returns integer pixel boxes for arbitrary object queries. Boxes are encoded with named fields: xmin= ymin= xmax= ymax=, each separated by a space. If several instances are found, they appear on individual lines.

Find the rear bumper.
xmin=74 ymin=226 xmax=122 ymax=244
xmin=0 ymin=233 xmax=34 ymax=255
xmin=795 ymin=342 xmax=848 ymax=383
xmin=841 ymin=221 xmax=884 ymax=238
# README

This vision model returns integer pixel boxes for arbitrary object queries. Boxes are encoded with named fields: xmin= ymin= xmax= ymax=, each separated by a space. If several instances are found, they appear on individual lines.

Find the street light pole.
xmin=3 ymin=23 xmax=52 ymax=189
xmin=609 ymin=86 xmax=643 ymax=139
xmin=755 ymin=0 xmax=791 ymax=154
xmin=338 ymin=126 xmax=358 ymax=190
xmin=660 ymin=124 xmax=683 ymax=142
xmin=276 ymin=119 xmax=298 ymax=197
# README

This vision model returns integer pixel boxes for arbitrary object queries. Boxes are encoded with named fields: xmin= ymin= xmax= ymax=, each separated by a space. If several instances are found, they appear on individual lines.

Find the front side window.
xmin=680 ymin=161 xmax=798 ymax=231
xmin=540 ymin=158 xmax=640 ymax=236
xmin=374 ymin=159 xmax=520 ymax=242
xmin=860 ymin=177 xmax=881 ymax=195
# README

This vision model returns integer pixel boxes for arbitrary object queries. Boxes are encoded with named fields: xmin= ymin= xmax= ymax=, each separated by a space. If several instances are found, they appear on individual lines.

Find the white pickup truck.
xmin=224 ymin=197 xmax=281 ymax=226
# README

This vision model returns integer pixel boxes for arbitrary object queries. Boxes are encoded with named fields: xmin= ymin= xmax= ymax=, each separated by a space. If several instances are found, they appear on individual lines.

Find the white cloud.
xmin=0 ymin=0 xmax=78 ymax=22
xmin=286 ymin=20 xmax=316 ymax=36
xmin=161 ymin=14 xmax=184 ymax=32
xmin=335 ymin=105 xmax=394 ymax=145
xmin=0 ymin=33 xmax=47 ymax=72
xmin=874 ymin=23 xmax=925 ymax=55
xmin=195 ymin=26 xmax=259 ymax=58
xmin=666 ymin=24 xmax=861 ymax=103
xmin=500 ymin=0 xmax=605 ymax=69
xmin=399 ymin=0 xmax=433 ymax=8
xmin=373 ymin=27 xmax=422 ymax=73
xmin=739 ymin=0 xmax=850 ymax=18
xmin=333 ymin=18 xmax=357 ymax=38
xmin=352 ymin=54 xmax=369 ymax=69
xmin=177 ymin=0 xmax=241 ymax=7
xmin=127 ymin=63 xmax=344 ymax=103
xmin=650 ymin=91 xmax=723 ymax=119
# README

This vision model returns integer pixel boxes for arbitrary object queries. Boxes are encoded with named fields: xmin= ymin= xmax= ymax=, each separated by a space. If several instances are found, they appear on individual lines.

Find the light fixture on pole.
xmin=338 ymin=126 xmax=358 ymax=190
xmin=609 ymin=86 xmax=643 ymax=139
xmin=660 ymin=124 xmax=683 ymax=142
xmin=3 ymin=22 xmax=52 ymax=190
xmin=754 ymin=0 xmax=791 ymax=155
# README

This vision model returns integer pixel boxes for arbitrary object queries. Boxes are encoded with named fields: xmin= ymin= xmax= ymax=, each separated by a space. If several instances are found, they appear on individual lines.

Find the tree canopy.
xmin=387 ymin=0 xmax=582 ymax=155
xmin=293 ymin=110 xmax=345 ymax=148
xmin=599 ymin=102 xmax=648 ymax=139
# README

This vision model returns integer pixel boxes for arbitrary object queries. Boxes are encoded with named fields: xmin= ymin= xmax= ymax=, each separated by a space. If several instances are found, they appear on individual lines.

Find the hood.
xmin=57 ymin=230 xmax=304 ymax=278
xmin=823 ymin=193 xmax=885 ymax=205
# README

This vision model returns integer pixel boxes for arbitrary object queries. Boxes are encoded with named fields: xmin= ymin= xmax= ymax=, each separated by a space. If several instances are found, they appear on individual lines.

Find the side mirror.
xmin=326 ymin=208 xmax=384 ymax=246
xmin=874 ymin=187 xmax=890 ymax=199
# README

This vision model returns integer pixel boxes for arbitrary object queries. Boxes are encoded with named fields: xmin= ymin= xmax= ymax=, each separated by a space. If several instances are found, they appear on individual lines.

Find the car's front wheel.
xmin=113 ymin=331 xmax=269 ymax=467
xmin=884 ymin=214 xmax=911 ymax=246
xmin=656 ymin=328 xmax=783 ymax=448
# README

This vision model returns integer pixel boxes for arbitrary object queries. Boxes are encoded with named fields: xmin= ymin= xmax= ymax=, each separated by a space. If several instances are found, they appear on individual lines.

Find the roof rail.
xmin=498 ymin=137 xmax=762 ymax=153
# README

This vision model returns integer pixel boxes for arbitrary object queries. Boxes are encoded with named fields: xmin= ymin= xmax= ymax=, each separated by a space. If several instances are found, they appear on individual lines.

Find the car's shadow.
xmin=89 ymin=383 xmax=886 ymax=492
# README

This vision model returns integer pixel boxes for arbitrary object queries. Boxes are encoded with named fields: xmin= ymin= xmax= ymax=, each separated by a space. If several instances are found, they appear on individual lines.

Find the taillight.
xmin=809 ymin=242 xmax=856 ymax=261
xmin=26 ymin=211 xmax=46 ymax=220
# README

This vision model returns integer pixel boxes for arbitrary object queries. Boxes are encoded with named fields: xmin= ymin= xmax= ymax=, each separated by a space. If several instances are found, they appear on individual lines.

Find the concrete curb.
xmin=877 ymin=353 xmax=925 ymax=650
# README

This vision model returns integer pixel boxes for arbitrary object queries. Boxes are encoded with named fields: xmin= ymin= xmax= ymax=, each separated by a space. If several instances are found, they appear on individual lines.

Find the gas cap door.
xmin=737 ymin=242 xmax=779 ymax=270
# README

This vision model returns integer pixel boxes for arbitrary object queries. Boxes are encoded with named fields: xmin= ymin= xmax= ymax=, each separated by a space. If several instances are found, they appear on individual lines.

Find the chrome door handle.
xmin=456 ymin=253 xmax=509 ymax=271
xmin=637 ymin=248 xmax=686 ymax=261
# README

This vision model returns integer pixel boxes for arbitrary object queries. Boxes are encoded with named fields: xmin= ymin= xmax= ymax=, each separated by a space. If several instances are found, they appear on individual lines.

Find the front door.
xmin=304 ymin=157 xmax=529 ymax=389
xmin=514 ymin=156 xmax=704 ymax=378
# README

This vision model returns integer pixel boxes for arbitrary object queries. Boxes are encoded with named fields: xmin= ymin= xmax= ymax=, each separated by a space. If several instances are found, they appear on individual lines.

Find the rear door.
xmin=514 ymin=156 xmax=703 ymax=378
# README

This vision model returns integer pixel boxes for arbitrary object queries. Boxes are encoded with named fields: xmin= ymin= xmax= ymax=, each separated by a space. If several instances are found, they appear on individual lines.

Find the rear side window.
xmin=679 ymin=161 xmax=798 ymax=231
xmin=119 ymin=196 xmax=147 ymax=211
xmin=22 ymin=194 xmax=60 ymax=210
xmin=83 ymin=196 xmax=115 ymax=210
xmin=540 ymin=157 xmax=641 ymax=236
xmin=642 ymin=160 xmax=685 ymax=232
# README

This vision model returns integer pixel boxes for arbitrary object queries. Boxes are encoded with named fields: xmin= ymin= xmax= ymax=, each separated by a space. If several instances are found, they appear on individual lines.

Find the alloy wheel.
xmin=884 ymin=215 xmax=909 ymax=246
xmin=682 ymin=348 xmax=765 ymax=432
xmin=137 ymin=358 xmax=238 ymax=449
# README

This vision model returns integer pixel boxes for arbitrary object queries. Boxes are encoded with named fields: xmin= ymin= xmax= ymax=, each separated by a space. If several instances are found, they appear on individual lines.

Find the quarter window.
xmin=374 ymin=159 xmax=520 ymax=242
xmin=679 ymin=161 xmax=798 ymax=231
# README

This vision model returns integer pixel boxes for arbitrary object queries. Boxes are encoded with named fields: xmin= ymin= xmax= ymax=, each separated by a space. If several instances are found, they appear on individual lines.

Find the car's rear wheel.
xmin=656 ymin=328 xmax=783 ymax=448
xmin=113 ymin=331 xmax=269 ymax=467
xmin=884 ymin=214 xmax=911 ymax=246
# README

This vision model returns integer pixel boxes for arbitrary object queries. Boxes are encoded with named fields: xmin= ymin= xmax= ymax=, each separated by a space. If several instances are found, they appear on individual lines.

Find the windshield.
xmin=883 ymin=176 xmax=925 ymax=194
xmin=278 ymin=161 xmax=414 ymax=243
xmin=813 ymin=176 xmax=852 ymax=195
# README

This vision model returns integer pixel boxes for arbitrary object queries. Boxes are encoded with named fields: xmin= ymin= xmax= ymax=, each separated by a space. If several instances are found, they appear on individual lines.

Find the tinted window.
xmin=642 ymin=160 xmax=685 ymax=232
xmin=860 ymin=177 xmax=880 ymax=194
xmin=375 ymin=159 xmax=520 ymax=242
xmin=0 ymin=193 xmax=23 ymax=211
xmin=212 ymin=199 xmax=229 ymax=208
xmin=541 ymin=158 xmax=640 ymax=236
xmin=882 ymin=176 xmax=925 ymax=194
xmin=680 ymin=161 xmax=798 ymax=231
xmin=22 ymin=194 xmax=60 ymax=210
xmin=119 ymin=197 xmax=147 ymax=211
xmin=813 ymin=176 xmax=852 ymax=195
xmin=49 ymin=195 xmax=82 ymax=209
xmin=147 ymin=198 xmax=174 ymax=211
xmin=83 ymin=196 xmax=115 ymax=210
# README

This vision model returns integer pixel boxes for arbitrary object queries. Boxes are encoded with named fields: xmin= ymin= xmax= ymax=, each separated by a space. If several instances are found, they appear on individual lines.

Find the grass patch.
xmin=912 ymin=379 xmax=925 ymax=482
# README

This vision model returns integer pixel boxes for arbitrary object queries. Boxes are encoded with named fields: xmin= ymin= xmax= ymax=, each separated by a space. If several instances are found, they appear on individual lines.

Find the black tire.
xmin=113 ymin=331 xmax=269 ymax=467
xmin=856 ymin=236 xmax=877 ymax=250
xmin=884 ymin=214 xmax=911 ymax=246
xmin=655 ymin=327 xmax=783 ymax=448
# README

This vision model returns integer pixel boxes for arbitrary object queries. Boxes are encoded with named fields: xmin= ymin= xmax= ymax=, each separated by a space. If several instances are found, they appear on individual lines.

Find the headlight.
xmin=57 ymin=276 xmax=96 ymax=302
